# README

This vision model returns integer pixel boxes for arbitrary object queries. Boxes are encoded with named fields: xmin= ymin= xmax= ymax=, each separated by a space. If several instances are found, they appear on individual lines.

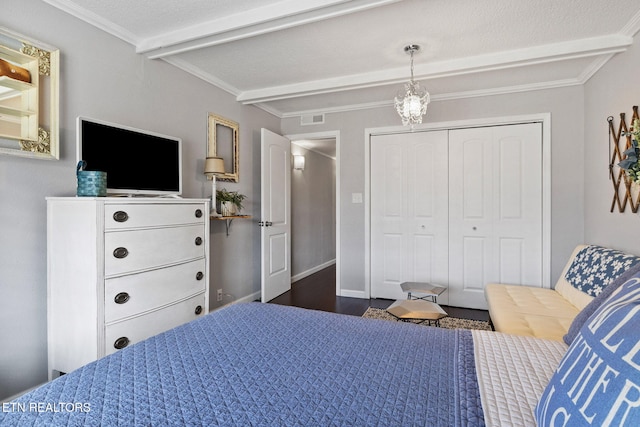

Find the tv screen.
xmin=76 ymin=117 xmax=182 ymax=196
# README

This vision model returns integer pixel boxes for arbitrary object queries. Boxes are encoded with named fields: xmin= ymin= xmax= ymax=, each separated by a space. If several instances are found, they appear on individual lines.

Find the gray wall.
xmin=4 ymin=0 xmax=640 ymax=404
xmin=290 ymin=145 xmax=336 ymax=279
xmin=0 ymin=0 xmax=279 ymax=400
xmin=584 ymin=31 xmax=640 ymax=253
xmin=282 ymin=86 xmax=586 ymax=296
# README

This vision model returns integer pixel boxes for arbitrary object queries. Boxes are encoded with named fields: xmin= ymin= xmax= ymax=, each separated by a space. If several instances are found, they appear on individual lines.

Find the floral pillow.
xmin=536 ymin=270 xmax=640 ymax=426
xmin=563 ymin=263 xmax=640 ymax=345
xmin=564 ymin=245 xmax=640 ymax=297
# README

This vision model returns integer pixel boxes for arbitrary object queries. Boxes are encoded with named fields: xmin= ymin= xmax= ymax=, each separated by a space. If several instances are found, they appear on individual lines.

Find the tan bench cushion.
xmin=485 ymin=283 xmax=581 ymax=341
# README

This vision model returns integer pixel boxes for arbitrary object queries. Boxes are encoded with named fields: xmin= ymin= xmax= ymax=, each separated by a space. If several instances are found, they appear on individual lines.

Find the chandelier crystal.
xmin=394 ymin=44 xmax=430 ymax=126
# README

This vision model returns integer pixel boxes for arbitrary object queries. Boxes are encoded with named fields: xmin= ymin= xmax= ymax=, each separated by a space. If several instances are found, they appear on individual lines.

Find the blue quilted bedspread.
xmin=1 ymin=303 xmax=484 ymax=426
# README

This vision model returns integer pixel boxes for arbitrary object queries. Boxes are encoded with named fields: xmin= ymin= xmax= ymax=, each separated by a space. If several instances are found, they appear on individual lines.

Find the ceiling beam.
xmin=236 ymin=34 xmax=632 ymax=104
xmin=140 ymin=0 xmax=401 ymax=58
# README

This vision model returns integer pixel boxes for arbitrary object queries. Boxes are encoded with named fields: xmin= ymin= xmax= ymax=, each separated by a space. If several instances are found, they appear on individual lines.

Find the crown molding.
xmin=621 ymin=8 xmax=640 ymax=37
xmin=162 ymin=57 xmax=241 ymax=97
xmin=163 ymin=57 xmax=285 ymax=119
xmin=575 ymin=54 xmax=616 ymax=84
xmin=43 ymin=0 xmax=140 ymax=45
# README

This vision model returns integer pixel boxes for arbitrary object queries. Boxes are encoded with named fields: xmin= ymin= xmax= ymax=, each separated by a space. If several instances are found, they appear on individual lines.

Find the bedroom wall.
xmin=0 ymin=0 xmax=279 ymax=401
xmin=290 ymin=145 xmax=336 ymax=280
xmin=282 ymin=86 xmax=586 ymax=298
xmin=583 ymin=31 xmax=640 ymax=255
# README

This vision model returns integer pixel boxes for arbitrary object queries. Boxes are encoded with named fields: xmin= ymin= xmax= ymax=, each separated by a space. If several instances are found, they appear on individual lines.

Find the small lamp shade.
xmin=293 ymin=155 xmax=305 ymax=170
xmin=204 ymin=157 xmax=225 ymax=176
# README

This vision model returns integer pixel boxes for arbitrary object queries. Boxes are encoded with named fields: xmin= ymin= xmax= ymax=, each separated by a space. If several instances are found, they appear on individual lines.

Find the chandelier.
xmin=394 ymin=44 xmax=430 ymax=126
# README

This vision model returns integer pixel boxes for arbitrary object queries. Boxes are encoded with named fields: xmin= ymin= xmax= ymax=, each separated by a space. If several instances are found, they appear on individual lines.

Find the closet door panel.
xmin=462 ymin=237 xmax=489 ymax=292
xmin=449 ymin=127 xmax=495 ymax=308
xmin=449 ymin=123 xmax=542 ymax=309
xmin=494 ymin=124 xmax=542 ymax=288
xmin=371 ymin=131 xmax=448 ymax=301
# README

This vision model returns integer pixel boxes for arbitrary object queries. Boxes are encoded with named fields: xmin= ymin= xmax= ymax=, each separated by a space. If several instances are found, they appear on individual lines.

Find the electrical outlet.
xmin=217 ymin=289 xmax=223 ymax=302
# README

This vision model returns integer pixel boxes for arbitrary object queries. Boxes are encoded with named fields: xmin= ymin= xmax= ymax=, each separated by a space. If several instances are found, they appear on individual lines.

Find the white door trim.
xmin=364 ymin=113 xmax=551 ymax=299
xmin=285 ymin=130 xmax=341 ymax=296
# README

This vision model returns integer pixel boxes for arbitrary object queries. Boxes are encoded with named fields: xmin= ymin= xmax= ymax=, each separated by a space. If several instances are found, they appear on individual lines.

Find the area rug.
xmin=362 ymin=307 xmax=492 ymax=331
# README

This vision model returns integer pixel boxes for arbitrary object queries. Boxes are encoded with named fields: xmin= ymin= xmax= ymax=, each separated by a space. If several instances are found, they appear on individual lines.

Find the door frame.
xmin=285 ymin=130 xmax=341 ymax=296
xmin=364 ymin=113 xmax=551 ymax=299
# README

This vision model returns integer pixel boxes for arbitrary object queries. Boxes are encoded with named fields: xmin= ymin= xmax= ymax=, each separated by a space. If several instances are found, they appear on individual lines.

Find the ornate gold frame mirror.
xmin=0 ymin=26 xmax=59 ymax=160
xmin=207 ymin=113 xmax=239 ymax=182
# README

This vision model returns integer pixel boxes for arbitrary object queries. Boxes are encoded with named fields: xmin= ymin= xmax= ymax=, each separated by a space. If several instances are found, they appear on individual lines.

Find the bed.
xmin=0 ymin=302 xmax=562 ymax=426
xmin=2 ymin=282 xmax=640 ymax=427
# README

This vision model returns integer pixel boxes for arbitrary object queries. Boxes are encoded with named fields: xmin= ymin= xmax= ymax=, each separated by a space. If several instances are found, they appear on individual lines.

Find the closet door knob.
xmin=195 ymin=237 xmax=203 ymax=246
xmin=195 ymin=209 xmax=203 ymax=218
xmin=196 ymin=271 xmax=204 ymax=280
xmin=113 ymin=211 xmax=129 ymax=222
xmin=195 ymin=305 xmax=203 ymax=315
xmin=114 ymin=337 xmax=130 ymax=350
xmin=114 ymin=292 xmax=130 ymax=304
xmin=113 ymin=247 xmax=129 ymax=259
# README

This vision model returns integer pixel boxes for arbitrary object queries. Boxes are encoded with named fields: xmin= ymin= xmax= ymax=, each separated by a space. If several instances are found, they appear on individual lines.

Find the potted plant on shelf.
xmin=216 ymin=188 xmax=246 ymax=216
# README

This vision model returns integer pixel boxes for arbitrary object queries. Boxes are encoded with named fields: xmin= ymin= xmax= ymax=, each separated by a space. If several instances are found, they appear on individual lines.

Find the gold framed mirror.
xmin=0 ymin=26 xmax=59 ymax=160
xmin=207 ymin=113 xmax=239 ymax=182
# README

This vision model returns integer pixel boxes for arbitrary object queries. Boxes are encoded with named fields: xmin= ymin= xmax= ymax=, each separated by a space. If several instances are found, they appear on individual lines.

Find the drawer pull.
xmin=196 ymin=271 xmax=204 ymax=280
xmin=113 ymin=247 xmax=129 ymax=259
xmin=195 ymin=305 xmax=203 ymax=315
xmin=113 ymin=211 xmax=129 ymax=222
xmin=114 ymin=337 xmax=130 ymax=350
xmin=195 ymin=209 xmax=203 ymax=218
xmin=195 ymin=237 xmax=203 ymax=246
xmin=114 ymin=292 xmax=130 ymax=304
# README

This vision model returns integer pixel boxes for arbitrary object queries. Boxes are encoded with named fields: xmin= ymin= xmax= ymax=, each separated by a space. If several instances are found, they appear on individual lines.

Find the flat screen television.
xmin=76 ymin=117 xmax=182 ymax=196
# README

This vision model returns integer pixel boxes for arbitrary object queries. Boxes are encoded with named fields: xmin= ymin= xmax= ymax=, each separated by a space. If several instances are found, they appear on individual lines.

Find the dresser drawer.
xmin=105 ymin=293 xmax=206 ymax=356
xmin=105 ymin=224 xmax=205 ymax=276
xmin=104 ymin=259 xmax=206 ymax=323
xmin=104 ymin=203 xmax=206 ymax=230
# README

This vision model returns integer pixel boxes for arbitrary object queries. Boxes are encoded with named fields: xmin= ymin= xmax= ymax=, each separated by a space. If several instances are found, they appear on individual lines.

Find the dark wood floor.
xmin=269 ymin=264 xmax=490 ymax=322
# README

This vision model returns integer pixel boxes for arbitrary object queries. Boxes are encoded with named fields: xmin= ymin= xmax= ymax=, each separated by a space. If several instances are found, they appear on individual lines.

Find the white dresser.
xmin=46 ymin=197 xmax=210 ymax=378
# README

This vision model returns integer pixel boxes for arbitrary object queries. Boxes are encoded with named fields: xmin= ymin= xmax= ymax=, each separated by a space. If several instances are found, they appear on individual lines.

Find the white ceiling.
xmin=44 ymin=0 xmax=640 ymax=118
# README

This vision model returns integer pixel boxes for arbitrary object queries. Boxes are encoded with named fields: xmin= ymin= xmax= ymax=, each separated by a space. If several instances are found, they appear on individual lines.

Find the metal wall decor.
xmin=608 ymin=106 xmax=640 ymax=213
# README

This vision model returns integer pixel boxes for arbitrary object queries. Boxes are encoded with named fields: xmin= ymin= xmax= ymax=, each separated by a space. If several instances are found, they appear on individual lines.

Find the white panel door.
xmin=448 ymin=123 xmax=542 ymax=309
xmin=370 ymin=130 xmax=449 ymax=301
xmin=261 ymin=129 xmax=291 ymax=302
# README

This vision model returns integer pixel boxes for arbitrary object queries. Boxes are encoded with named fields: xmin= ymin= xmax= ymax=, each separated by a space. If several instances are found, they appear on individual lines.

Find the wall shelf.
xmin=211 ymin=215 xmax=251 ymax=236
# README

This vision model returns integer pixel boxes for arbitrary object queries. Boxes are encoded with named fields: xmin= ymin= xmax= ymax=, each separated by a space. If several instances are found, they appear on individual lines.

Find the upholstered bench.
xmin=485 ymin=244 xmax=640 ymax=341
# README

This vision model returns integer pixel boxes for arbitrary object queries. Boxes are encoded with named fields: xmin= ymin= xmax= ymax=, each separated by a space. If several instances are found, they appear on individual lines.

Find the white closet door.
xmin=448 ymin=123 xmax=542 ymax=309
xmin=370 ymin=131 xmax=449 ymax=301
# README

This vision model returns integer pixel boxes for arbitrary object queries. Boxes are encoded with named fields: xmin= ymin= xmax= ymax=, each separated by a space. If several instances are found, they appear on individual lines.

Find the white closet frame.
xmin=364 ymin=113 xmax=551 ymax=299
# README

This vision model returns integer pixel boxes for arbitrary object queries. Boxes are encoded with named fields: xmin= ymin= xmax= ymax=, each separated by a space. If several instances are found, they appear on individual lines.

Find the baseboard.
xmin=232 ymin=291 xmax=261 ymax=305
xmin=340 ymin=289 xmax=367 ymax=299
xmin=291 ymin=259 xmax=336 ymax=283
xmin=211 ymin=291 xmax=261 ymax=312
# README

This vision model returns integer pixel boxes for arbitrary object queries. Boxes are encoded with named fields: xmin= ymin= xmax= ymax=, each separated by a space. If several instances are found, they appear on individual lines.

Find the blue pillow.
xmin=563 ymin=264 xmax=640 ymax=345
xmin=564 ymin=245 xmax=640 ymax=297
xmin=536 ymin=270 xmax=640 ymax=426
